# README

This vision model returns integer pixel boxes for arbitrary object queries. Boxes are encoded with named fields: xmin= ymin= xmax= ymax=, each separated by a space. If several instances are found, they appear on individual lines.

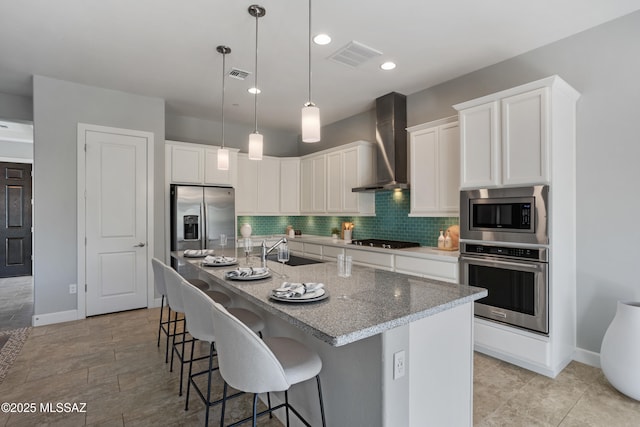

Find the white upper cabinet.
xmin=301 ymin=154 xmax=326 ymax=214
xmin=457 ymin=102 xmax=500 ymax=188
xmin=408 ymin=117 xmax=460 ymax=216
xmin=501 ymin=88 xmax=548 ymax=186
xmin=302 ymin=141 xmax=375 ymax=215
xmin=454 ymin=76 xmax=575 ymax=189
xmin=166 ymin=140 xmax=237 ymax=186
xmin=236 ymin=154 xmax=280 ymax=215
xmin=279 ymin=158 xmax=300 ymax=215
xmin=167 ymin=143 xmax=204 ymax=184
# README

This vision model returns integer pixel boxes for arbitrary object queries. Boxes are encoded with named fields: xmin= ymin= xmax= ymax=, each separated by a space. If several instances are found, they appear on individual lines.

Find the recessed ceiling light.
xmin=248 ymin=87 xmax=261 ymax=94
xmin=380 ymin=61 xmax=396 ymax=71
xmin=313 ymin=34 xmax=331 ymax=45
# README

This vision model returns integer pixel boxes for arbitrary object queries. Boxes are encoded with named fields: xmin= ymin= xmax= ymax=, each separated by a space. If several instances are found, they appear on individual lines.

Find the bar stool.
xmin=186 ymin=278 xmax=232 ymax=308
xmin=164 ymin=264 xmax=212 ymax=396
xmin=211 ymin=302 xmax=327 ymax=427
xmin=180 ymin=279 xmax=266 ymax=427
xmin=151 ymin=258 xmax=174 ymax=363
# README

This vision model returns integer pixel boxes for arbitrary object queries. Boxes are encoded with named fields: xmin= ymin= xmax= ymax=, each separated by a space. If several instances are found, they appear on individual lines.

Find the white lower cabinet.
xmin=394 ymin=255 xmax=458 ymax=283
xmin=303 ymin=243 xmax=323 ymax=260
xmin=346 ymin=248 xmax=394 ymax=271
xmin=287 ymin=240 xmax=304 ymax=255
xmin=322 ymin=245 xmax=344 ymax=261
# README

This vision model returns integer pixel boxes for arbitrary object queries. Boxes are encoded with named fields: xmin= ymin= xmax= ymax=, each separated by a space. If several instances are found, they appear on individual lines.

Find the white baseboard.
xmin=32 ymin=309 xmax=79 ymax=327
xmin=573 ymin=347 xmax=601 ymax=368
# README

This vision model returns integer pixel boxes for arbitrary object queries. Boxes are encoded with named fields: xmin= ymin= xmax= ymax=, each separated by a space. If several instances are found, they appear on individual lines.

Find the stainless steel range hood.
xmin=352 ymin=92 xmax=408 ymax=192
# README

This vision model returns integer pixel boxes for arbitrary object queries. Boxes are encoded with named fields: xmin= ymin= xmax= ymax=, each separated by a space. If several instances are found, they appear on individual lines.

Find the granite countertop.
xmin=240 ymin=234 xmax=460 ymax=261
xmin=174 ymin=250 xmax=485 ymax=347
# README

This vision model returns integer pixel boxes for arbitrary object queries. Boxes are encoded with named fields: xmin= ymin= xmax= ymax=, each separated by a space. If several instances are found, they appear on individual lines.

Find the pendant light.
xmin=301 ymin=0 xmax=320 ymax=142
xmin=248 ymin=4 xmax=266 ymax=160
xmin=216 ymin=45 xmax=231 ymax=170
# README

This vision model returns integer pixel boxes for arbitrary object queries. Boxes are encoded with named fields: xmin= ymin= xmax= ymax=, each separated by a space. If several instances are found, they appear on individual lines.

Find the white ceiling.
xmin=0 ymin=0 xmax=639 ymax=135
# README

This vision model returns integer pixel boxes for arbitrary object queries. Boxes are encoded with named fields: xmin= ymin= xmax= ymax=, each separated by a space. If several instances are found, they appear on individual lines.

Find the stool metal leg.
xmin=220 ymin=382 xmax=228 ymax=427
xmin=170 ymin=311 xmax=179 ymax=372
xmin=284 ymin=390 xmax=290 ymax=427
xmin=185 ymin=339 xmax=196 ymax=411
xmin=157 ymin=294 xmax=165 ymax=347
xmin=252 ymin=393 xmax=259 ymax=427
xmin=205 ymin=342 xmax=214 ymax=427
xmin=316 ymin=375 xmax=327 ymax=427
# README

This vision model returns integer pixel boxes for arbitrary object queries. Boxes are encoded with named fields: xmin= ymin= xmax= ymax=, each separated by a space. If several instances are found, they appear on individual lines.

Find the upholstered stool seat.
xmin=187 ymin=278 xmax=232 ymax=307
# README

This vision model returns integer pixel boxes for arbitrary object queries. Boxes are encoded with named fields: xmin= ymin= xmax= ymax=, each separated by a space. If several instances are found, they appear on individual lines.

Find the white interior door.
xmin=84 ymin=128 xmax=148 ymax=316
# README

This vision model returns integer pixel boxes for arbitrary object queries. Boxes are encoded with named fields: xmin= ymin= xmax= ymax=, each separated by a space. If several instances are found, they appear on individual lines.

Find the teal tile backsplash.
xmin=238 ymin=190 xmax=459 ymax=247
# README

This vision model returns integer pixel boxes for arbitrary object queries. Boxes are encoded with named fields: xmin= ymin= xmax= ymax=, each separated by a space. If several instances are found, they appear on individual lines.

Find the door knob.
xmin=134 ymin=242 xmax=146 ymax=247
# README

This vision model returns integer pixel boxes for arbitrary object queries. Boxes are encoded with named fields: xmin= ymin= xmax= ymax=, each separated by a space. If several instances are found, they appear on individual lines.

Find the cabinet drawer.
xmin=323 ymin=245 xmax=344 ymax=260
xmin=287 ymin=240 xmax=304 ymax=254
xmin=346 ymin=249 xmax=393 ymax=270
xmin=304 ymin=243 xmax=323 ymax=259
xmin=395 ymin=255 xmax=458 ymax=283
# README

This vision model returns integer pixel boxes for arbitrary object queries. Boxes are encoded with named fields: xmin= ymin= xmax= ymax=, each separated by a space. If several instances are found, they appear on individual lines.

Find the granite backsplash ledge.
xmin=238 ymin=190 xmax=459 ymax=247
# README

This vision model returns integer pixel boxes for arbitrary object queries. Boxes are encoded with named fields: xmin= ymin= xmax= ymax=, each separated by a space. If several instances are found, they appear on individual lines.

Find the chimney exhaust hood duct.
xmin=352 ymin=92 xmax=409 ymax=192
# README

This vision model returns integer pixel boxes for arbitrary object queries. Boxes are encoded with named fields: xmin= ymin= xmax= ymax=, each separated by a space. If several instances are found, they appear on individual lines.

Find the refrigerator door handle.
xmin=201 ymin=201 xmax=208 ymax=249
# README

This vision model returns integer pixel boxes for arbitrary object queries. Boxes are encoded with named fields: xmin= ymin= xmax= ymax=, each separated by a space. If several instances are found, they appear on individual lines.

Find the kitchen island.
xmin=173 ymin=250 xmax=486 ymax=426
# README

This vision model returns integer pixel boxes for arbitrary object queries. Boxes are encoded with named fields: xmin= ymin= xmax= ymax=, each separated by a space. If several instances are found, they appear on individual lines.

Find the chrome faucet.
xmin=260 ymin=237 xmax=287 ymax=268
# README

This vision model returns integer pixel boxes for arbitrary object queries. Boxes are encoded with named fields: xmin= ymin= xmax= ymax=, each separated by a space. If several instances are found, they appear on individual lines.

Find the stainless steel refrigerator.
xmin=170 ymin=184 xmax=236 ymax=251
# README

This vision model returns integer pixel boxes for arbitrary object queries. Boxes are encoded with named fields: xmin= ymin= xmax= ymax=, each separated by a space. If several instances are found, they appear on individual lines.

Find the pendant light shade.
xmin=248 ymin=5 xmax=265 ymax=161
xmin=302 ymin=103 xmax=320 ymax=142
xmin=301 ymin=0 xmax=320 ymax=143
xmin=216 ymin=45 xmax=231 ymax=170
xmin=217 ymin=147 xmax=230 ymax=170
xmin=248 ymin=132 xmax=263 ymax=160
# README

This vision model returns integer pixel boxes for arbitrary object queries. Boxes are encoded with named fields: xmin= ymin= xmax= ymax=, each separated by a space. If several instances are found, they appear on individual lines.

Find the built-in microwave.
xmin=460 ymin=185 xmax=549 ymax=245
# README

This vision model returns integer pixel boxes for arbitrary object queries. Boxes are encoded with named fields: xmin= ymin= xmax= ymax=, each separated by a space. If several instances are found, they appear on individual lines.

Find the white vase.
xmin=240 ymin=223 xmax=252 ymax=238
xmin=600 ymin=301 xmax=640 ymax=401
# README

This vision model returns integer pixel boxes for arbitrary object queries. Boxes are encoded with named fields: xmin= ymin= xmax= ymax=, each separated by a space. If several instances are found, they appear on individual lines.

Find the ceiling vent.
xmin=328 ymin=41 xmax=382 ymax=68
xmin=228 ymin=68 xmax=250 ymax=80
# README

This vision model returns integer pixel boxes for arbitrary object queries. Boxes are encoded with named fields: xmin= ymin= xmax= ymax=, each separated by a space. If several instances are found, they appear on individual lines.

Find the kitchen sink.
xmin=266 ymin=254 xmax=324 ymax=266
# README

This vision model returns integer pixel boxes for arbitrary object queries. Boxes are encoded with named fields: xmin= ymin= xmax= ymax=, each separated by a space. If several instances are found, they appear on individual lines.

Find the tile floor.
xmin=0 ymin=276 xmax=33 ymax=332
xmin=0 ymin=306 xmax=639 ymax=426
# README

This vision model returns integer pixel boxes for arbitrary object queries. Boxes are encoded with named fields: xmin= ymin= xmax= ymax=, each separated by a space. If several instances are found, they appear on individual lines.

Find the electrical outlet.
xmin=69 ymin=284 xmax=77 ymax=294
xmin=393 ymin=350 xmax=405 ymax=379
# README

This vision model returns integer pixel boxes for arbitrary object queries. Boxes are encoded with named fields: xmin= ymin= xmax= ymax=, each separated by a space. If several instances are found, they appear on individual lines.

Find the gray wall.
xmin=297 ymin=109 xmax=376 ymax=156
xmin=166 ymin=113 xmax=299 ymax=157
xmin=32 ymin=76 xmax=165 ymax=316
xmin=0 ymin=92 xmax=33 ymax=121
xmin=314 ymin=11 xmax=640 ymax=354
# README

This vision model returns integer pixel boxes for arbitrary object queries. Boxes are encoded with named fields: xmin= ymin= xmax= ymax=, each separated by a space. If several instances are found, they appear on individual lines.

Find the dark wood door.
xmin=0 ymin=162 xmax=32 ymax=277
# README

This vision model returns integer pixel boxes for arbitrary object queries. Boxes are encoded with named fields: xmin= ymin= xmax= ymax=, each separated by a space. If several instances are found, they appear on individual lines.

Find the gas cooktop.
xmin=350 ymin=239 xmax=420 ymax=249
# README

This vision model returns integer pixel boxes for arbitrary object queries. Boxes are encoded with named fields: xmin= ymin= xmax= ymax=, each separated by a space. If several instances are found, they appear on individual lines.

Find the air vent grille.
xmin=228 ymin=68 xmax=250 ymax=80
xmin=329 ymin=41 xmax=382 ymax=68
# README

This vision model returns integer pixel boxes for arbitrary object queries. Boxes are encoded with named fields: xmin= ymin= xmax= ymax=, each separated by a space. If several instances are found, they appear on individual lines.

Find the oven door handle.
xmin=460 ymin=255 xmax=545 ymax=272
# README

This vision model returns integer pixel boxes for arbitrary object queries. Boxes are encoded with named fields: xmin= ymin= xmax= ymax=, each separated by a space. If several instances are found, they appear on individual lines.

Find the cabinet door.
xmin=326 ymin=151 xmax=343 ymax=212
xmin=280 ymin=158 xmax=300 ymax=214
xmin=312 ymin=155 xmax=326 ymax=212
xmin=170 ymin=144 xmax=203 ymax=183
xmin=502 ymin=88 xmax=549 ymax=186
xmin=300 ymin=157 xmax=313 ymax=213
xmin=204 ymin=148 xmax=232 ymax=185
xmin=438 ymin=122 xmax=460 ymax=213
xmin=410 ymin=128 xmax=438 ymax=213
xmin=459 ymin=102 xmax=500 ymax=188
xmin=256 ymin=157 xmax=280 ymax=214
xmin=236 ymin=155 xmax=257 ymax=214
xmin=342 ymin=147 xmax=360 ymax=212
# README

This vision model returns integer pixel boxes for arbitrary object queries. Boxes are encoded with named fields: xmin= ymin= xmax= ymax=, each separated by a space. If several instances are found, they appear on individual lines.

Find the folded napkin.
xmin=226 ymin=267 xmax=268 ymax=278
xmin=184 ymin=249 xmax=215 ymax=257
xmin=204 ymin=255 xmax=236 ymax=264
xmin=272 ymin=282 xmax=324 ymax=298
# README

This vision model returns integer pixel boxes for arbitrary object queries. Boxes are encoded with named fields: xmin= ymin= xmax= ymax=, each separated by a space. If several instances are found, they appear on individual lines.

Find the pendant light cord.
xmin=253 ymin=8 xmax=259 ymax=133
xmin=308 ymin=0 xmax=313 ymax=105
xmin=221 ymin=50 xmax=226 ymax=149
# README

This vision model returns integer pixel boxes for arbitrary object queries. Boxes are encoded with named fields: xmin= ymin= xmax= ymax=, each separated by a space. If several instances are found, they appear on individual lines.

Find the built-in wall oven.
xmin=459 ymin=185 xmax=550 ymax=335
